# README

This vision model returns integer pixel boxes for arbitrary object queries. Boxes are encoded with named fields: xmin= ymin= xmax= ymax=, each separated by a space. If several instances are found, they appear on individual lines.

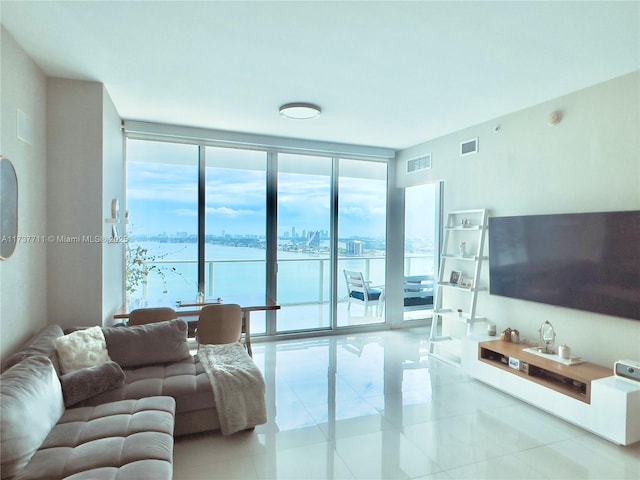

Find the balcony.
xmin=129 ymin=254 xmax=434 ymax=335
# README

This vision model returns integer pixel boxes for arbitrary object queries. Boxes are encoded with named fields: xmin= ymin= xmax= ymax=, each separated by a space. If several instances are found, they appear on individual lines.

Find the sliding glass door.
xmin=276 ymin=153 xmax=332 ymax=332
xmin=337 ymin=159 xmax=387 ymax=327
xmin=403 ymin=182 xmax=439 ymax=321
xmin=205 ymin=147 xmax=268 ymax=334
xmin=126 ymin=138 xmax=390 ymax=336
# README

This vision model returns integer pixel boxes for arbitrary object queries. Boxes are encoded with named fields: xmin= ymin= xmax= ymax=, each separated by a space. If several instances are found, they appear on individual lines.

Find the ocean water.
xmin=129 ymin=241 xmax=433 ymax=305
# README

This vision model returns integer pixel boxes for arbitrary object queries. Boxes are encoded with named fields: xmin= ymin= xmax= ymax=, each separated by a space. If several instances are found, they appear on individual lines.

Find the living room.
xmin=1 ymin=1 xmax=639 ymax=479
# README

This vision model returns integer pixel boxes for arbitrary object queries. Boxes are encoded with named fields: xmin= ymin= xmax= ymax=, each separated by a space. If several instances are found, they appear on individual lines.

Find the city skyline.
xmin=128 ymin=229 xmax=430 ymax=243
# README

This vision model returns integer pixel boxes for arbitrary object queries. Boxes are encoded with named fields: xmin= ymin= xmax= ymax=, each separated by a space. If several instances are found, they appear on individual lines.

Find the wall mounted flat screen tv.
xmin=489 ymin=210 xmax=640 ymax=321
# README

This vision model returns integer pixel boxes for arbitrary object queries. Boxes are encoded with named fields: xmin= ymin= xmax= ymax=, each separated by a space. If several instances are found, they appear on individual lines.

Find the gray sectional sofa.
xmin=0 ymin=319 xmax=219 ymax=480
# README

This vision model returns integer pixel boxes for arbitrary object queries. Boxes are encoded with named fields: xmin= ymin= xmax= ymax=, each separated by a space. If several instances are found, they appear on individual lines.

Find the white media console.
xmin=461 ymin=336 xmax=640 ymax=446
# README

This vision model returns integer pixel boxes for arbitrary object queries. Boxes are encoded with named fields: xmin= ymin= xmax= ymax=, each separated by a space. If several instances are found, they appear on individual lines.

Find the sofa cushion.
xmin=404 ymin=295 xmax=434 ymax=307
xmin=55 ymin=326 xmax=112 ymax=374
xmin=1 ymin=325 xmax=64 ymax=375
xmin=350 ymin=288 xmax=382 ymax=301
xmin=103 ymin=319 xmax=191 ymax=368
xmin=0 ymin=356 xmax=65 ymax=479
xmin=16 ymin=397 xmax=175 ymax=480
xmin=76 ymin=355 xmax=214 ymax=414
xmin=60 ymin=361 xmax=126 ymax=407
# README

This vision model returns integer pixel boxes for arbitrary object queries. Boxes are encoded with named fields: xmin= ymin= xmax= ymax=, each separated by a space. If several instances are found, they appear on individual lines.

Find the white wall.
xmin=396 ymin=72 xmax=640 ymax=367
xmin=46 ymin=78 xmax=104 ymax=328
xmin=46 ymin=78 xmax=125 ymax=330
xmin=384 ymin=159 xmax=405 ymax=328
xmin=101 ymin=89 xmax=125 ymax=325
xmin=0 ymin=27 xmax=48 ymax=359
xmin=0 ymin=53 xmax=124 ymax=357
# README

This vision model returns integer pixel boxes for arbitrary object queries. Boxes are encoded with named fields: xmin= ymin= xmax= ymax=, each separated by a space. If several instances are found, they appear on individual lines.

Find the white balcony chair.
xmin=343 ymin=270 xmax=384 ymax=316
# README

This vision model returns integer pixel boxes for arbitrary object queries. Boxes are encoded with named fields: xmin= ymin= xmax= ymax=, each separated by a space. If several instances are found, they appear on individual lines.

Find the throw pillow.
xmin=0 ymin=356 xmax=65 ymax=479
xmin=103 ymin=318 xmax=191 ymax=368
xmin=1 ymin=325 xmax=64 ymax=375
xmin=59 ymin=360 xmax=125 ymax=407
xmin=55 ymin=326 xmax=111 ymax=375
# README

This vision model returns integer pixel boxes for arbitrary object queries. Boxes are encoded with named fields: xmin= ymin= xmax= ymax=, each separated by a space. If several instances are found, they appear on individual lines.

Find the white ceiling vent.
xmin=407 ymin=153 xmax=431 ymax=173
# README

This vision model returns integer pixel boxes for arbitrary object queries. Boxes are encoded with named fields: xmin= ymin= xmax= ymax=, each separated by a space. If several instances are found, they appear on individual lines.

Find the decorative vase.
xmin=510 ymin=329 xmax=520 ymax=343
xmin=559 ymin=344 xmax=571 ymax=359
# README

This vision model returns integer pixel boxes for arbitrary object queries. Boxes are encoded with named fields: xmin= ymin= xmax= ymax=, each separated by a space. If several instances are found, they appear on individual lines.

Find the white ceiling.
xmin=2 ymin=1 xmax=638 ymax=150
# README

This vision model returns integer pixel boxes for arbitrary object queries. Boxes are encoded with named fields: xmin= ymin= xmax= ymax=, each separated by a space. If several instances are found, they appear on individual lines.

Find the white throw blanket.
xmin=198 ymin=342 xmax=267 ymax=435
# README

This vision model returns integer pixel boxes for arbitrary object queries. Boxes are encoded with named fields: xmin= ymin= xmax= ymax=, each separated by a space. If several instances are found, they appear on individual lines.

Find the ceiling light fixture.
xmin=279 ymin=102 xmax=321 ymax=120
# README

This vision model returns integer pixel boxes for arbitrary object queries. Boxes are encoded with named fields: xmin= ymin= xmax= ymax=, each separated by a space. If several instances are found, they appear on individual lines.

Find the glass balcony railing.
xmin=128 ymin=254 xmax=435 ymax=332
xmin=132 ymin=255 xmax=434 ymax=305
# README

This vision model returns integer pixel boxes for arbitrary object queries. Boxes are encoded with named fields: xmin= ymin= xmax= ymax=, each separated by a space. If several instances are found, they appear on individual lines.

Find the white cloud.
xmin=171 ymin=208 xmax=197 ymax=217
xmin=206 ymin=206 xmax=258 ymax=217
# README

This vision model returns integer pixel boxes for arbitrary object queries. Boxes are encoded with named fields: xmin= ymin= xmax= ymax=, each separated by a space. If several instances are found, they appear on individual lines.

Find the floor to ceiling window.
xmin=124 ymin=130 xmax=391 ymax=337
xmin=205 ymin=146 xmax=268 ymax=334
xmin=337 ymin=159 xmax=387 ymax=327
xmin=125 ymin=139 xmax=199 ymax=303
xmin=276 ymin=153 xmax=332 ymax=333
xmin=403 ymin=182 xmax=440 ymax=321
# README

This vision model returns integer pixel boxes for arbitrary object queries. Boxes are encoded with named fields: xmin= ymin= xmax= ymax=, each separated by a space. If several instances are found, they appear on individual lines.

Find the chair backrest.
xmin=344 ymin=270 xmax=369 ymax=296
xmin=404 ymin=275 xmax=435 ymax=297
xmin=403 ymin=275 xmax=434 ymax=308
xmin=196 ymin=304 xmax=243 ymax=345
xmin=128 ymin=307 xmax=178 ymax=326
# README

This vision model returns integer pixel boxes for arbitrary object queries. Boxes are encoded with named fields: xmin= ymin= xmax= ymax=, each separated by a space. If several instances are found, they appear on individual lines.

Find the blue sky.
xmin=125 ymin=138 xmax=434 ymax=241
xmin=126 ymin=158 xmax=388 ymax=239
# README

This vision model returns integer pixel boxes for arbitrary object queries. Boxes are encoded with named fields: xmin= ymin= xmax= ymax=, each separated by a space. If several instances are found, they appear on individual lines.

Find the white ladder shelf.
xmin=429 ymin=209 xmax=489 ymax=366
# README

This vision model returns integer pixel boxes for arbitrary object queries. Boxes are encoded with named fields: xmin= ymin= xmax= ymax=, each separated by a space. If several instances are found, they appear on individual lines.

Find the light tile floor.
xmin=174 ymin=328 xmax=640 ymax=480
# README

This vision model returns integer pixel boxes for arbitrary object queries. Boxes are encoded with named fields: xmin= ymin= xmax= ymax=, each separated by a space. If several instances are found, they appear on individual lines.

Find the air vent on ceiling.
xmin=407 ymin=153 xmax=431 ymax=173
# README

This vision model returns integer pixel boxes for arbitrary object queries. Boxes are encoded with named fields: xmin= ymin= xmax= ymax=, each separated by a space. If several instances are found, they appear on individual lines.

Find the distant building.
xmin=308 ymin=230 xmax=321 ymax=248
xmin=346 ymin=240 xmax=363 ymax=256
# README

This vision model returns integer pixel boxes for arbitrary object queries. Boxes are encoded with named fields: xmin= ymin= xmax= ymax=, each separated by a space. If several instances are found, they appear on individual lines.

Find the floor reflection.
xmin=174 ymin=328 xmax=640 ymax=480
xmin=253 ymin=330 xmax=438 ymax=479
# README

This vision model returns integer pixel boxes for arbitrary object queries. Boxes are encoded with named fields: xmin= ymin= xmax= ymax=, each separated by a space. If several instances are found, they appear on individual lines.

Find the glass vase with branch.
xmin=125 ymin=239 xmax=188 ymax=300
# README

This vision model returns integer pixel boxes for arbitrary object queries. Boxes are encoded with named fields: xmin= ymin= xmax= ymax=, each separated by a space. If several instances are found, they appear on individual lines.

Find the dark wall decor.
xmin=0 ymin=156 xmax=18 ymax=260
